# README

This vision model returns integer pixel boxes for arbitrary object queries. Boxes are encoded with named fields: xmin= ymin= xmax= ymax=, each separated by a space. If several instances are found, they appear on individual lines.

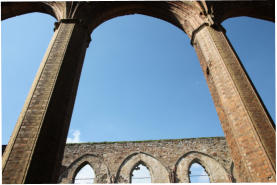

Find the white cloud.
xmin=66 ymin=130 xmax=81 ymax=143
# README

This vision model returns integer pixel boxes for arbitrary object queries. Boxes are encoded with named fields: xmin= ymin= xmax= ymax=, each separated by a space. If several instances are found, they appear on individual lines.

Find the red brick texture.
xmin=2 ymin=1 xmax=275 ymax=183
xmin=193 ymin=25 xmax=275 ymax=182
xmin=2 ymin=22 xmax=90 ymax=183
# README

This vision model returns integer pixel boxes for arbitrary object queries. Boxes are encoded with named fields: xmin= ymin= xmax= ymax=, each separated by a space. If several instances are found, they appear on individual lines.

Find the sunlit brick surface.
xmin=2 ymin=1 xmax=275 ymax=183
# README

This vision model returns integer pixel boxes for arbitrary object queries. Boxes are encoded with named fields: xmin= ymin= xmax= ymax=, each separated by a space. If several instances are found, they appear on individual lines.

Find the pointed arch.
xmin=188 ymin=160 xmax=210 ymax=183
xmin=116 ymin=152 xmax=170 ymax=183
xmin=1 ymin=2 xmax=57 ymax=20
xmin=175 ymin=151 xmax=231 ymax=183
xmin=130 ymin=162 xmax=151 ymax=183
xmin=58 ymin=154 xmax=110 ymax=184
xmin=73 ymin=162 xmax=95 ymax=184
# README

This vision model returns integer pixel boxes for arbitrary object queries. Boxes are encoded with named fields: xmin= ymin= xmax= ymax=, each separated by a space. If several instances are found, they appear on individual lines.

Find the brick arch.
xmin=1 ymin=1 xmax=205 ymax=38
xmin=59 ymin=154 xmax=110 ymax=184
xmin=84 ymin=1 xmax=204 ymax=39
xmin=1 ymin=2 xmax=58 ymax=21
xmin=2 ymin=1 xmax=274 ymax=35
xmin=116 ymin=152 xmax=170 ymax=183
xmin=205 ymin=1 xmax=274 ymax=23
xmin=1 ymin=1 xmax=275 ymax=183
xmin=175 ymin=151 xmax=231 ymax=183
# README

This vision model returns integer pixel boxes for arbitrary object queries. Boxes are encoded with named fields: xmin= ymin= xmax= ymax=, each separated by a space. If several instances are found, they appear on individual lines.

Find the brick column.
xmin=2 ymin=19 xmax=91 ymax=183
xmin=192 ymin=24 xmax=275 ymax=182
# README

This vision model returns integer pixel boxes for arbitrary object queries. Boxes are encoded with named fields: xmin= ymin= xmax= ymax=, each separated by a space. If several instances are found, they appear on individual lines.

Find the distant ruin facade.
xmin=2 ymin=137 xmax=234 ymax=183
xmin=58 ymin=137 xmax=234 ymax=183
xmin=2 ymin=1 xmax=275 ymax=183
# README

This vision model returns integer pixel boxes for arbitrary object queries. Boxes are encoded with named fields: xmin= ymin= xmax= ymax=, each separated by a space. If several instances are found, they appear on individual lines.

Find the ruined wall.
xmin=58 ymin=137 xmax=234 ymax=183
xmin=2 ymin=1 xmax=275 ymax=183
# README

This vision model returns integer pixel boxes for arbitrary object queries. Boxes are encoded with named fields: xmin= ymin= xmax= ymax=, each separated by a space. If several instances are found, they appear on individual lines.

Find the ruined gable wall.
xmin=59 ymin=137 xmax=233 ymax=183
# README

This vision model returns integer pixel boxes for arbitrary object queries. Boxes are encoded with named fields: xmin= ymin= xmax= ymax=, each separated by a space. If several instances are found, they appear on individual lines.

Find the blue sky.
xmin=2 ymin=13 xmax=275 ymax=145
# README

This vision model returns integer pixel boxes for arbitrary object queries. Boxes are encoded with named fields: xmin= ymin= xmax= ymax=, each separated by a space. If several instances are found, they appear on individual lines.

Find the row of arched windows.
xmin=73 ymin=162 xmax=209 ymax=183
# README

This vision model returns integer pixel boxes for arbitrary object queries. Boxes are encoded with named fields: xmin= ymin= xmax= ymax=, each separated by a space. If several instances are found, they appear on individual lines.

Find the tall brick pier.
xmin=2 ymin=1 xmax=275 ymax=183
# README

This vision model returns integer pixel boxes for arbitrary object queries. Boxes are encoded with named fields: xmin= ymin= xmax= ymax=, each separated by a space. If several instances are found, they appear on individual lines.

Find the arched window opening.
xmin=74 ymin=164 xmax=95 ymax=184
xmin=131 ymin=163 xmax=151 ymax=183
xmin=189 ymin=163 xmax=210 ymax=183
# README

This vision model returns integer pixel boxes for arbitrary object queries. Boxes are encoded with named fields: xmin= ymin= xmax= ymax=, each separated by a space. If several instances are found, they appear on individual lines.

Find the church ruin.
xmin=2 ymin=1 xmax=275 ymax=183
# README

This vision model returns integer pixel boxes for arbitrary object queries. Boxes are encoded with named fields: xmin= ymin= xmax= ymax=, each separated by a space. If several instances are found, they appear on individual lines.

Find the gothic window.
xmin=188 ymin=162 xmax=210 ymax=183
xmin=131 ymin=163 xmax=151 ymax=183
xmin=74 ymin=164 xmax=95 ymax=184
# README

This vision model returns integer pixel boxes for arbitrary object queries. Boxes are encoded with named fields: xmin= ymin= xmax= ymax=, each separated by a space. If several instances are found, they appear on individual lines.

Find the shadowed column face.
xmin=192 ymin=25 xmax=275 ymax=182
xmin=2 ymin=20 xmax=90 ymax=184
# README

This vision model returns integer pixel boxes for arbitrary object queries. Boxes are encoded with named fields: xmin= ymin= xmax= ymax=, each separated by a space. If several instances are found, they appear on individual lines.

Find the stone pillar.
xmin=2 ymin=19 xmax=91 ymax=184
xmin=191 ymin=24 xmax=275 ymax=182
